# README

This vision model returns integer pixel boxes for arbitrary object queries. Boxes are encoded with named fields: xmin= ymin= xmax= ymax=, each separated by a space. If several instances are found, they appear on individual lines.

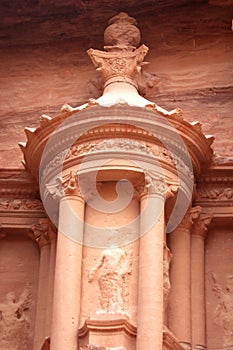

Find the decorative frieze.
xmin=0 ymin=198 xmax=43 ymax=211
xmin=196 ymin=186 xmax=233 ymax=201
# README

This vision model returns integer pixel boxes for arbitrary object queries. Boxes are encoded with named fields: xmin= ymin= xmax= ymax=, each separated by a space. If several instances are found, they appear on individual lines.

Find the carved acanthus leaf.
xmin=142 ymin=170 xmax=178 ymax=198
xmin=192 ymin=213 xmax=213 ymax=238
xmin=178 ymin=206 xmax=202 ymax=230
xmin=30 ymin=218 xmax=56 ymax=247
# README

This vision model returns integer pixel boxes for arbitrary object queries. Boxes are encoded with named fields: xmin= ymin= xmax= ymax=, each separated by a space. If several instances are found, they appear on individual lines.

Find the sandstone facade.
xmin=0 ymin=2 xmax=232 ymax=350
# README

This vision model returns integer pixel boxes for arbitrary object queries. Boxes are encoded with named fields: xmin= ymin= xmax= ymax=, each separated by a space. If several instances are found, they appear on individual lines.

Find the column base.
xmin=193 ymin=345 xmax=206 ymax=350
xmin=78 ymin=317 xmax=136 ymax=350
xmin=179 ymin=341 xmax=192 ymax=350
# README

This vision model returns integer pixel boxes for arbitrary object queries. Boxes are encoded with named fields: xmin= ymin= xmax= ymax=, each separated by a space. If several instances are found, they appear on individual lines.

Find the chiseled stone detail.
xmin=0 ymin=285 xmax=32 ymax=350
xmin=163 ymin=242 xmax=173 ymax=312
xmin=0 ymin=198 xmax=43 ymax=211
xmin=210 ymin=273 xmax=233 ymax=348
xmin=142 ymin=170 xmax=178 ymax=198
xmin=88 ymin=248 xmax=132 ymax=314
xmin=196 ymin=186 xmax=233 ymax=201
xmin=30 ymin=218 xmax=56 ymax=248
xmin=87 ymin=12 xmax=149 ymax=89
xmin=192 ymin=213 xmax=213 ymax=238
xmin=178 ymin=206 xmax=202 ymax=230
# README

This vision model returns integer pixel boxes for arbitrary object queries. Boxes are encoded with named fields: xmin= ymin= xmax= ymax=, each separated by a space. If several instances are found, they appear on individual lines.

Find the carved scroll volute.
xmin=30 ymin=218 xmax=56 ymax=248
xmin=192 ymin=212 xmax=213 ymax=239
xmin=47 ymin=171 xmax=83 ymax=202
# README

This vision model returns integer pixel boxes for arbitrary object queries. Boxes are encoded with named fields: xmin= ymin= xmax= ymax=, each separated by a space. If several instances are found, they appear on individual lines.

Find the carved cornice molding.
xmin=78 ymin=318 xmax=137 ymax=339
xmin=30 ymin=218 xmax=56 ymax=248
xmin=0 ymin=170 xmax=39 ymax=198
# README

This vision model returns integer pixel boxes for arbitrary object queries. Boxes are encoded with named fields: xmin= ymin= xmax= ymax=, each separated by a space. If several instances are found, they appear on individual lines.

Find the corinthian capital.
xmin=47 ymin=171 xmax=83 ymax=201
xmin=192 ymin=213 xmax=213 ymax=238
xmin=178 ymin=206 xmax=202 ymax=230
xmin=30 ymin=218 xmax=56 ymax=248
xmin=141 ymin=170 xmax=178 ymax=199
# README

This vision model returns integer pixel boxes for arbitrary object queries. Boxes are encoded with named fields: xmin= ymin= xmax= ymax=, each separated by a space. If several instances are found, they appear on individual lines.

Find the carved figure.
xmin=0 ymin=286 xmax=32 ymax=349
xmin=88 ymin=248 xmax=132 ymax=314
xmin=210 ymin=273 xmax=233 ymax=347
xmin=163 ymin=243 xmax=173 ymax=311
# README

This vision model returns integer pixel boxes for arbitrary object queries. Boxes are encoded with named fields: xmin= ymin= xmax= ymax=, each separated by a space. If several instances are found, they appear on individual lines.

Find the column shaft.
xmin=191 ymin=213 xmax=212 ymax=350
xmin=33 ymin=243 xmax=50 ymax=350
xmin=191 ymin=234 xmax=206 ymax=349
xmin=137 ymin=194 xmax=165 ymax=350
xmin=169 ymin=227 xmax=192 ymax=349
xmin=50 ymin=195 xmax=85 ymax=350
xmin=45 ymin=238 xmax=57 ymax=336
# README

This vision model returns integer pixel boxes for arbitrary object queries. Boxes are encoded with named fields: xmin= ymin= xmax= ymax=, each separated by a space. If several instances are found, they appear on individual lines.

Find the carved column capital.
xmin=48 ymin=171 xmax=83 ymax=201
xmin=178 ymin=206 xmax=202 ymax=231
xmin=192 ymin=213 xmax=213 ymax=238
xmin=30 ymin=218 xmax=56 ymax=248
xmin=139 ymin=171 xmax=178 ymax=199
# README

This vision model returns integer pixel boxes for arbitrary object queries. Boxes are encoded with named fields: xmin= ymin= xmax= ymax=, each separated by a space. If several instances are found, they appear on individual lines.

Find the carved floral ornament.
xmin=196 ymin=186 xmax=233 ymax=201
xmin=0 ymin=198 xmax=43 ymax=211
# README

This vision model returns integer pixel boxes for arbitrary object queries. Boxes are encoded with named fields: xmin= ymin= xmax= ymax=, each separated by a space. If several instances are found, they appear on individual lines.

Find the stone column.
xmin=50 ymin=171 xmax=85 ymax=350
xmin=45 ymin=225 xmax=57 ymax=336
xmin=191 ymin=213 xmax=212 ymax=350
xmin=136 ymin=173 xmax=176 ymax=350
xmin=31 ymin=219 xmax=51 ymax=350
xmin=168 ymin=206 xmax=201 ymax=350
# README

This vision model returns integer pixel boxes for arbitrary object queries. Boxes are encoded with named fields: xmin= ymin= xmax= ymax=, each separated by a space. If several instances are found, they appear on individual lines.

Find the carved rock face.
xmin=104 ymin=12 xmax=141 ymax=49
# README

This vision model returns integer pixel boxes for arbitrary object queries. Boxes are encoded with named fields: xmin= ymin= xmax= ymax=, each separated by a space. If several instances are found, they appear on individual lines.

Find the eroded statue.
xmin=88 ymin=247 xmax=132 ymax=314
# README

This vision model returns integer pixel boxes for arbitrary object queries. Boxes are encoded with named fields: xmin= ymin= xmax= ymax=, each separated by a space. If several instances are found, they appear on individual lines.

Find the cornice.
xmin=0 ymin=169 xmax=39 ymax=198
xmin=20 ymin=104 xmax=213 ymax=184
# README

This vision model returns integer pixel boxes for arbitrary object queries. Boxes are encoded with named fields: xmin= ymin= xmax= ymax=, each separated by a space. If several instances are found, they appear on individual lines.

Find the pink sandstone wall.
xmin=0 ymin=232 xmax=39 ymax=349
xmin=0 ymin=1 xmax=232 ymax=167
xmin=205 ymin=226 xmax=233 ymax=350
